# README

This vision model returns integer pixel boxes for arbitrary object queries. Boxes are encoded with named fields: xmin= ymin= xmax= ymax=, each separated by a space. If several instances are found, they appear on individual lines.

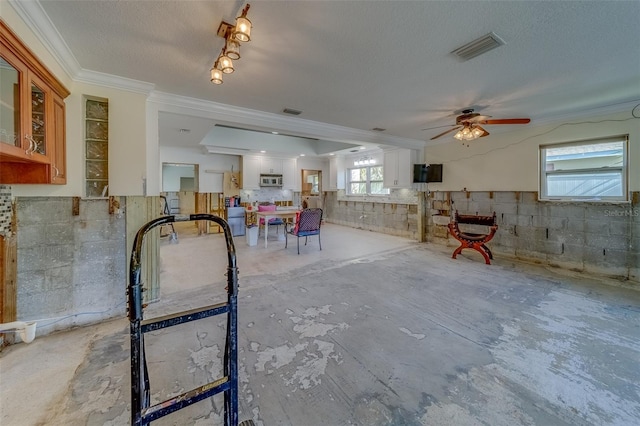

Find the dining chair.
xmin=285 ymin=208 xmax=323 ymax=254
xmin=257 ymin=204 xmax=284 ymax=237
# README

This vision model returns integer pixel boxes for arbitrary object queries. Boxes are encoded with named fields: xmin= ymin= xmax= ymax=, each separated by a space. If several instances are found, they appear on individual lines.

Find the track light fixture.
xmin=211 ymin=4 xmax=252 ymax=85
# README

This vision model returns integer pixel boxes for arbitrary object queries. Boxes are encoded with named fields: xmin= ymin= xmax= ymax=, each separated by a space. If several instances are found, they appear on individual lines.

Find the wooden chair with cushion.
xmin=285 ymin=208 xmax=323 ymax=254
xmin=448 ymin=210 xmax=498 ymax=264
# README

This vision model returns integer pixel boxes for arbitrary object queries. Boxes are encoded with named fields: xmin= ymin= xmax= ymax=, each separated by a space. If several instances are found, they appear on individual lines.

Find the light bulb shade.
xmin=454 ymin=131 xmax=464 ymax=140
xmin=210 ymin=66 xmax=223 ymax=84
xmin=225 ymin=37 xmax=241 ymax=60
xmin=219 ymin=54 xmax=234 ymax=74
xmin=234 ymin=16 xmax=252 ymax=42
xmin=471 ymin=126 xmax=483 ymax=138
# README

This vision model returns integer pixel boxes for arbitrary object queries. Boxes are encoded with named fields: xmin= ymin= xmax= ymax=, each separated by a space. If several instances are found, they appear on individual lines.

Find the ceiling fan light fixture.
xmin=454 ymin=125 xmax=480 ymax=141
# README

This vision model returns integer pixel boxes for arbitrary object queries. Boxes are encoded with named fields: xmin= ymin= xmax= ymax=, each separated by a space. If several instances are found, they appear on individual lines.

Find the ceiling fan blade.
xmin=430 ymin=126 xmax=460 ymax=140
xmin=422 ymin=124 xmax=457 ymax=131
xmin=480 ymin=118 xmax=530 ymax=125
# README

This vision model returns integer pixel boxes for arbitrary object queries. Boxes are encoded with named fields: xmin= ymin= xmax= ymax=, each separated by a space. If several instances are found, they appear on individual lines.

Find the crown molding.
xmin=8 ymin=0 xmax=80 ymax=79
xmin=75 ymin=69 xmax=155 ymax=95
xmin=148 ymin=91 xmax=427 ymax=149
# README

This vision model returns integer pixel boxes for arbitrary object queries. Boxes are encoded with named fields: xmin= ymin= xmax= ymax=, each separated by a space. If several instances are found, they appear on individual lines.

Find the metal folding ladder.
xmin=128 ymin=214 xmax=253 ymax=426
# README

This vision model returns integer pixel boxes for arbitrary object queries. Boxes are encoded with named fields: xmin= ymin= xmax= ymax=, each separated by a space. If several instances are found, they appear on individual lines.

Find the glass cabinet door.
xmin=30 ymin=81 xmax=46 ymax=155
xmin=0 ymin=56 xmax=21 ymax=148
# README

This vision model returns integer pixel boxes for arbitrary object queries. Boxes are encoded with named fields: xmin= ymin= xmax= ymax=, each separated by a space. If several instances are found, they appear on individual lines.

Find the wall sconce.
xmin=211 ymin=4 xmax=252 ymax=85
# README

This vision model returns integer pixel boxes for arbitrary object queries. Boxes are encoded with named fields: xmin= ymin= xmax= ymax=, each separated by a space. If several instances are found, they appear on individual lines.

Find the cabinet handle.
xmin=52 ymin=165 xmax=60 ymax=178
xmin=25 ymin=135 xmax=35 ymax=155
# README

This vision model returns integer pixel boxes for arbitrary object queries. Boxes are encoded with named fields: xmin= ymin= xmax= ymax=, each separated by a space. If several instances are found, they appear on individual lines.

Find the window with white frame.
xmin=539 ymin=135 xmax=628 ymax=201
xmin=348 ymin=165 xmax=390 ymax=195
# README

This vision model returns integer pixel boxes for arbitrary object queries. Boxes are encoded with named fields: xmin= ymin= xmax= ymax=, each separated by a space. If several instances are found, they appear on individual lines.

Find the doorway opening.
xmin=301 ymin=169 xmax=322 ymax=208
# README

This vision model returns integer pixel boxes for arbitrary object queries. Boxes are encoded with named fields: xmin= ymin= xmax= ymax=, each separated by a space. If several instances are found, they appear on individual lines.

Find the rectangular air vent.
xmin=282 ymin=108 xmax=302 ymax=115
xmin=451 ymin=32 xmax=505 ymax=61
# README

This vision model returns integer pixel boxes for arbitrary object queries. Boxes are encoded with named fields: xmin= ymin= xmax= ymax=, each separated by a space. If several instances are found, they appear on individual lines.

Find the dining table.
xmin=255 ymin=208 xmax=300 ymax=248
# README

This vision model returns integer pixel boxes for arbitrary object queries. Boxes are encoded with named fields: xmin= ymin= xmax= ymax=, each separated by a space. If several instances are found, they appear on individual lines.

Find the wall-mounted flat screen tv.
xmin=413 ymin=164 xmax=443 ymax=183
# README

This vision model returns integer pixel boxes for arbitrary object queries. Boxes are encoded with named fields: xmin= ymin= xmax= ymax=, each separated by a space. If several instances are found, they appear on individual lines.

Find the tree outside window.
xmin=348 ymin=165 xmax=389 ymax=195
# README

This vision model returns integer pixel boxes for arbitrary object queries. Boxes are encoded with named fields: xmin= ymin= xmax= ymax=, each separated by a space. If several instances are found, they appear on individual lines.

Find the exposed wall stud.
xmin=72 ymin=197 xmax=80 ymax=216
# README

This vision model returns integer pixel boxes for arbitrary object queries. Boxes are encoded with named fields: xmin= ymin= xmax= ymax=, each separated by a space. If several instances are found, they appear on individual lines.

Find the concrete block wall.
xmin=16 ymin=197 xmax=127 ymax=335
xmin=428 ymin=191 xmax=639 ymax=283
xmin=323 ymin=192 xmax=418 ymax=239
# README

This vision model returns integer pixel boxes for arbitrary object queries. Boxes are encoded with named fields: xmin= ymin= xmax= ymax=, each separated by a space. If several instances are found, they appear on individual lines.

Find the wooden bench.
xmin=448 ymin=210 xmax=498 ymax=264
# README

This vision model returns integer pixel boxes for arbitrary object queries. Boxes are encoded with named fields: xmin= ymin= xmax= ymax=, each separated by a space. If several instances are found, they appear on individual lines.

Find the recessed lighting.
xmin=260 ymin=150 xmax=266 ymax=153
xmin=329 ymin=153 xmax=335 ymax=156
xmin=359 ymin=146 xmax=366 ymax=150
xmin=300 ymin=154 xmax=305 ymax=156
xmin=272 ymin=131 xmax=279 ymax=135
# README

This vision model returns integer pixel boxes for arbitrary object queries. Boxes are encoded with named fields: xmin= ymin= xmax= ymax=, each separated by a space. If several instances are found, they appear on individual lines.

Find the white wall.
xmin=159 ymin=146 xmax=239 ymax=193
xmin=423 ymin=110 xmax=640 ymax=192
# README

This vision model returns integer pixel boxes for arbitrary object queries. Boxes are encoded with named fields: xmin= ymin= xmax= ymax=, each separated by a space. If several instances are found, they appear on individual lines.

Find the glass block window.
xmin=85 ymin=97 xmax=109 ymax=197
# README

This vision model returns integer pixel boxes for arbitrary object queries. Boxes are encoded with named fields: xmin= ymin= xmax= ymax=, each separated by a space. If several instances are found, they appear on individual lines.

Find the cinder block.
xmin=45 ymin=223 xmax=75 ymax=246
xmin=79 ymin=199 xmax=111 ymax=221
xmin=608 ymin=220 xmax=632 ymax=236
xmin=471 ymin=192 xmax=491 ymax=201
xmin=17 ymin=224 xmax=47 ymax=249
xmin=518 ymin=202 xmax=543 ymax=217
xmin=549 ymin=205 xmax=585 ymax=219
xmin=493 ymin=192 xmax=518 ymax=202
xmin=16 ymin=270 xmax=46 ymax=295
xmin=516 ymin=192 xmax=535 ymax=203
xmin=46 ymin=265 xmax=74 ymax=290
xmin=517 ymin=215 xmax=533 ymax=227
xmin=491 ymin=203 xmax=518 ymax=215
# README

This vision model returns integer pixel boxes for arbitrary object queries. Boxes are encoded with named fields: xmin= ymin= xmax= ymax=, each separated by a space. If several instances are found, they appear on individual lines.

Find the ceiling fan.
xmin=429 ymin=109 xmax=530 ymax=141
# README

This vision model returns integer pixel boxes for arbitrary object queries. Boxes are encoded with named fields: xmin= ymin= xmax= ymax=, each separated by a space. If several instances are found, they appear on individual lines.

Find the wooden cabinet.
xmin=383 ymin=149 xmax=415 ymax=188
xmin=282 ymin=158 xmax=296 ymax=189
xmin=260 ymin=157 xmax=283 ymax=174
xmin=241 ymin=155 xmax=261 ymax=189
xmin=0 ymin=20 xmax=69 ymax=184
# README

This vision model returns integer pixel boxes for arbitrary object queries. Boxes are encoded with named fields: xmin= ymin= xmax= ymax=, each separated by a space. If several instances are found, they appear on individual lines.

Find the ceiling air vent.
xmin=282 ymin=108 xmax=302 ymax=115
xmin=451 ymin=32 xmax=505 ymax=61
xmin=371 ymin=128 xmax=386 ymax=132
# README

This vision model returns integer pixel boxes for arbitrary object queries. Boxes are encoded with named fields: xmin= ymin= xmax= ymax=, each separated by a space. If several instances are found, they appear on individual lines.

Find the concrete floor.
xmin=1 ymin=222 xmax=639 ymax=425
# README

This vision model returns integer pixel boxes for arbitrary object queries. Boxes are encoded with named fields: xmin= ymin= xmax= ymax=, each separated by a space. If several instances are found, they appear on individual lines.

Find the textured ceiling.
xmin=30 ymin=0 xmax=640 ymax=153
